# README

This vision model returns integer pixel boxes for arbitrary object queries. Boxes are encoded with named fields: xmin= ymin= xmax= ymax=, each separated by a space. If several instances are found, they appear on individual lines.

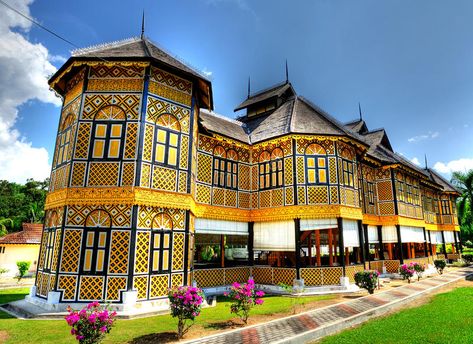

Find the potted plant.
xmin=399 ymin=263 xmax=415 ymax=283
xmin=434 ymin=259 xmax=446 ymax=274
xmin=354 ymin=270 xmax=380 ymax=294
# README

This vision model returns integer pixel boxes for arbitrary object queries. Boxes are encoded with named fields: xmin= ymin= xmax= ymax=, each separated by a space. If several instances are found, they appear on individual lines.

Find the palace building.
xmin=32 ymin=35 xmax=461 ymax=309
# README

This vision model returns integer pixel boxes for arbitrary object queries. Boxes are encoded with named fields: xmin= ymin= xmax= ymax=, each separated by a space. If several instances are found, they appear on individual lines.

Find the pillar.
xmin=294 ymin=218 xmax=301 ymax=279
xmin=337 ymin=217 xmax=346 ymax=276
xmin=454 ymin=231 xmax=459 ymax=254
xmin=248 ymin=222 xmax=254 ymax=266
xmin=315 ymin=230 xmax=321 ymax=266
xmin=358 ymin=220 xmax=365 ymax=265
xmin=422 ymin=228 xmax=429 ymax=258
xmin=363 ymin=224 xmax=370 ymax=262
xmin=396 ymin=224 xmax=404 ymax=263
xmin=377 ymin=225 xmax=384 ymax=260
xmin=440 ymin=231 xmax=447 ymax=256
xmin=328 ymin=228 xmax=334 ymax=266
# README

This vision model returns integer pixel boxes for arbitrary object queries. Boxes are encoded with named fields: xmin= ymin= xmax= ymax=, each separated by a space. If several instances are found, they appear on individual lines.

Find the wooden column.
xmin=377 ymin=225 xmax=384 ymax=260
xmin=358 ymin=220 xmax=365 ymax=265
xmin=248 ymin=222 xmax=254 ymax=266
xmin=308 ymin=231 xmax=312 ymax=266
xmin=440 ymin=231 xmax=447 ymax=256
xmin=220 ymin=235 xmax=225 ymax=268
xmin=396 ymin=224 xmax=404 ymax=263
xmin=337 ymin=217 xmax=346 ymax=277
xmin=328 ymin=228 xmax=333 ymax=266
xmin=406 ymin=243 xmax=411 ymax=259
xmin=345 ymin=248 xmax=350 ymax=266
xmin=363 ymin=224 xmax=370 ymax=262
xmin=315 ymin=230 xmax=321 ymax=266
xmin=294 ymin=218 xmax=301 ymax=279
xmin=387 ymin=243 xmax=393 ymax=260
xmin=454 ymin=231 xmax=459 ymax=254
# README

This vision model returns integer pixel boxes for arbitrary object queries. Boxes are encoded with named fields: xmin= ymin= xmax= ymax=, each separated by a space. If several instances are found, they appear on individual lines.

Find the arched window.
xmin=154 ymin=114 xmax=181 ymax=167
xmin=55 ymin=114 xmax=75 ymax=166
xmin=259 ymin=148 xmax=283 ymax=190
xmin=305 ymin=144 xmax=327 ymax=184
xmin=212 ymin=146 xmax=238 ymax=189
xmin=90 ymin=105 xmax=126 ymax=160
xmin=150 ymin=213 xmax=173 ymax=273
xmin=81 ymin=209 xmax=111 ymax=274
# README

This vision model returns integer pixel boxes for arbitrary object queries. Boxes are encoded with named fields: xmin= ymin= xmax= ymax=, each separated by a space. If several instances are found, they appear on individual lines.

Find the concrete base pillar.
xmin=47 ymin=291 xmax=61 ymax=305
xmin=122 ymin=290 xmax=138 ymax=310
xmin=29 ymin=285 xmax=37 ymax=297
xmin=340 ymin=276 xmax=350 ymax=287
xmin=293 ymin=279 xmax=304 ymax=293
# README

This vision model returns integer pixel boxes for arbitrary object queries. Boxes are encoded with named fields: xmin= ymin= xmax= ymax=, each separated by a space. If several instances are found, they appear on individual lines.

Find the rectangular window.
xmin=441 ymin=200 xmax=451 ymax=215
xmin=154 ymin=128 xmax=179 ymax=167
xmin=91 ymin=123 xmax=123 ymax=160
xmin=367 ymin=182 xmax=375 ymax=205
xmin=81 ymin=229 xmax=108 ymax=274
xmin=259 ymin=159 xmax=283 ymax=190
xmin=306 ymin=156 xmax=328 ymax=185
xmin=151 ymin=231 xmax=171 ymax=273
xmin=43 ymin=229 xmax=56 ymax=271
xmin=342 ymin=159 xmax=354 ymax=187
xmin=213 ymin=158 xmax=238 ymax=190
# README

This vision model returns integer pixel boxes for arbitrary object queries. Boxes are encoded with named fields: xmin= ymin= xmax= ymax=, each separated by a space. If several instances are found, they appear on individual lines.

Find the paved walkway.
xmin=184 ymin=267 xmax=473 ymax=344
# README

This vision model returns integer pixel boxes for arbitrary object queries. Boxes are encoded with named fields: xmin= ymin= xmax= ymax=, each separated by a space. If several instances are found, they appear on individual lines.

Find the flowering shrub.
xmin=225 ymin=279 xmax=264 ymax=324
xmin=400 ymin=263 xmax=416 ymax=283
xmin=354 ymin=270 xmax=379 ymax=294
xmin=412 ymin=262 xmax=426 ymax=281
xmin=65 ymin=301 xmax=117 ymax=344
xmin=168 ymin=286 xmax=205 ymax=339
xmin=434 ymin=259 xmax=446 ymax=274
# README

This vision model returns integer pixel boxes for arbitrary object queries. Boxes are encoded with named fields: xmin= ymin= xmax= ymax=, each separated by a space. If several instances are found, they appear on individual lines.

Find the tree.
xmin=451 ymin=170 xmax=473 ymax=240
xmin=0 ymin=218 xmax=13 ymax=237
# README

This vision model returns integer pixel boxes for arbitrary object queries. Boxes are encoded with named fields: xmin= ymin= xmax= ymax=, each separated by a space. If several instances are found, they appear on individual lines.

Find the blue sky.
xmin=1 ymin=0 xmax=473 ymax=182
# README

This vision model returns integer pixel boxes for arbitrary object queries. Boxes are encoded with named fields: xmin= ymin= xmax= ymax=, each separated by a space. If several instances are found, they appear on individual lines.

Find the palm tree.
xmin=0 ymin=218 xmax=13 ymax=237
xmin=451 ymin=170 xmax=473 ymax=228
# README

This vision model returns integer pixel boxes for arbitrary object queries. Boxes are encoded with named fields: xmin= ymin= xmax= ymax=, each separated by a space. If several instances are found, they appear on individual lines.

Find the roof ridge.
xmin=200 ymin=109 xmax=245 ymax=126
xmin=365 ymin=128 xmax=385 ymax=134
xmin=248 ymin=81 xmax=288 ymax=99
xmin=71 ymin=36 xmax=139 ymax=56
xmin=345 ymin=119 xmax=363 ymax=125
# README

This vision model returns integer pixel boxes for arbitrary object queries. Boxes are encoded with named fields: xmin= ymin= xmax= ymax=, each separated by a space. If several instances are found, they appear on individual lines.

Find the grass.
xmin=0 ymin=289 xmax=333 ymax=343
xmin=319 ymin=287 xmax=473 ymax=344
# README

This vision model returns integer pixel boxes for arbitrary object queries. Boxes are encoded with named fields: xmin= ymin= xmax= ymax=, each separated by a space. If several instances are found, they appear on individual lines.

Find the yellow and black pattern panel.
xmin=296 ymin=138 xmax=335 ymax=155
xmin=225 ymin=190 xmax=237 ymax=207
xmin=71 ymin=162 xmax=87 ymax=187
xmin=108 ymin=230 xmax=130 ymax=274
xmin=89 ymin=64 xmax=145 ymax=79
xmin=66 ymin=205 xmax=132 ymax=228
xmin=140 ymin=163 xmax=152 ymax=187
xmin=178 ymin=171 xmax=188 ymax=193
xmin=284 ymin=157 xmax=293 ymax=185
xmin=146 ymin=96 xmax=190 ymax=134
xmin=149 ymin=67 xmax=192 ymax=107
xmin=179 ymin=135 xmax=189 ymax=169
xmin=171 ymin=273 xmax=184 ymax=288
xmin=212 ymin=188 xmax=225 ymax=206
xmin=87 ymin=78 xmax=144 ymax=92
xmin=38 ymin=232 xmax=48 ymax=270
xmin=307 ymin=186 xmax=329 ymax=204
xmin=196 ymin=184 xmax=212 ymax=204
xmin=64 ymin=68 xmax=86 ymax=105
xmin=79 ymin=276 xmax=104 ymax=301
xmin=74 ymin=122 xmax=92 ymax=159
xmin=124 ymin=122 xmax=139 ymax=159
xmin=285 ymin=187 xmax=294 ymax=205
xmin=296 ymin=156 xmax=305 ymax=184
xmin=134 ymin=275 xmax=149 ymax=300
xmin=50 ymin=165 xmax=70 ymax=192
xmin=272 ymin=188 xmax=284 ymax=207
xmin=105 ymin=276 xmax=127 ymax=301
xmin=134 ymin=231 xmax=150 ymax=274
xmin=297 ymin=186 xmax=306 ymax=205
xmin=376 ymin=168 xmax=395 ymax=216
xmin=60 ymin=229 xmax=82 ymax=273
xmin=87 ymin=162 xmax=120 ymax=187
xmin=149 ymin=274 xmax=169 ymax=298
xmin=82 ymin=94 xmax=141 ymax=120
xmin=259 ymin=190 xmax=271 ymax=208
xmin=239 ymin=165 xmax=251 ymax=190
xmin=152 ymin=166 xmax=177 ymax=191
xmin=137 ymin=206 xmax=185 ymax=230
xmin=196 ymin=152 xmax=212 ymax=184
xmin=121 ymin=162 xmax=135 ymax=186
xmin=198 ymin=134 xmax=250 ymax=163
xmin=51 ymin=229 xmax=62 ymax=272
xmin=172 ymin=232 xmax=185 ymax=272
xmin=142 ymin=124 xmax=154 ymax=162
xmin=58 ymin=275 xmax=78 ymax=301
xmin=238 ymin=192 xmax=250 ymax=209
xmin=251 ymin=165 xmax=258 ymax=191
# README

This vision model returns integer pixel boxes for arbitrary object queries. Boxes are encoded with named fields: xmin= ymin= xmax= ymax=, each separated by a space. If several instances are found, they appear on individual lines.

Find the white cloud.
xmin=407 ymin=131 xmax=439 ymax=143
xmin=202 ymin=67 xmax=213 ymax=78
xmin=433 ymin=158 xmax=473 ymax=174
xmin=0 ymin=0 xmax=60 ymax=183
xmin=411 ymin=157 xmax=421 ymax=166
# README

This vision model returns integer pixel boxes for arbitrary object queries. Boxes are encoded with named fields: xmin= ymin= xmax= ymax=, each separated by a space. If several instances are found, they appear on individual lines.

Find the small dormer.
xmin=234 ymin=81 xmax=296 ymax=118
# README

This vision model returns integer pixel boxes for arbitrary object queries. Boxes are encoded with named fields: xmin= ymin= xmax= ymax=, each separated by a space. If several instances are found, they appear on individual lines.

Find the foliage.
xmin=225 ymin=279 xmax=264 ymax=324
xmin=354 ymin=270 xmax=380 ymax=294
xmin=0 ymin=218 xmax=13 ymax=237
xmin=462 ymin=253 xmax=473 ymax=263
xmin=434 ymin=259 xmax=446 ymax=274
xmin=16 ymin=261 xmax=30 ymax=282
xmin=464 ymin=240 xmax=473 ymax=248
xmin=451 ymin=170 xmax=473 ymax=240
xmin=201 ymin=246 xmax=215 ymax=262
xmin=412 ymin=263 xmax=426 ymax=281
xmin=0 ymin=179 xmax=49 ymax=231
xmin=277 ymin=282 xmax=305 ymax=314
xmin=452 ymin=260 xmax=469 ymax=267
xmin=399 ymin=263 xmax=415 ymax=282
xmin=168 ymin=285 xmax=204 ymax=339
xmin=65 ymin=302 xmax=117 ymax=344
xmin=0 ymin=267 xmax=8 ymax=276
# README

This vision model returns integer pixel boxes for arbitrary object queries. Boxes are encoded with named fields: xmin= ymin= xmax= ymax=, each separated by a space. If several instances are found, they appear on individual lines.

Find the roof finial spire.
xmin=285 ymin=59 xmax=289 ymax=83
xmin=247 ymin=76 xmax=251 ymax=99
xmin=358 ymin=102 xmax=363 ymax=121
xmin=424 ymin=154 xmax=428 ymax=169
xmin=141 ymin=11 xmax=145 ymax=39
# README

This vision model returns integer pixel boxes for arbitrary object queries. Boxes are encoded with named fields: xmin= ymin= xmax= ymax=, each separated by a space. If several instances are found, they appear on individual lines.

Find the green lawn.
xmin=320 ymin=287 xmax=473 ymax=344
xmin=0 ymin=288 xmax=333 ymax=343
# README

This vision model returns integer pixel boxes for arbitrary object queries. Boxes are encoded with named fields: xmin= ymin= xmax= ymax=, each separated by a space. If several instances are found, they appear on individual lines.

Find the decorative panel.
xmin=272 ymin=188 xmax=284 ymax=207
xmin=74 ymin=122 xmax=91 ymax=159
xmin=146 ymin=97 xmax=190 ymax=134
xmin=87 ymin=79 xmax=143 ymax=92
xmin=108 ymin=230 xmax=130 ymax=274
xmin=179 ymin=135 xmax=189 ymax=169
xmin=150 ymin=274 xmax=169 ymax=298
xmin=284 ymin=157 xmax=293 ymax=185
xmin=82 ymin=94 xmax=140 ymax=120
xmin=79 ymin=276 xmax=104 ymax=301
xmin=238 ymin=192 xmax=250 ymax=209
xmin=297 ymin=186 xmax=306 ymax=204
xmin=106 ymin=276 xmax=127 ymax=301
xmin=71 ymin=162 xmax=86 ymax=187
xmin=89 ymin=64 xmax=145 ymax=78
xmin=171 ymin=273 xmax=184 ymax=288
xmin=377 ymin=181 xmax=393 ymax=201
xmin=296 ymin=157 xmax=305 ymax=184
xmin=226 ymin=190 xmax=237 ymax=207
xmin=140 ymin=163 xmax=151 ymax=187
xmin=196 ymin=184 xmax=211 ymax=204
xmin=58 ymin=275 xmax=77 ymax=301
xmin=330 ymin=186 xmax=339 ymax=204
xmin=197 ymin=153 xmax=212 ymax=184
xmin=124 ymin=122 xmax=138 ymax=159
xmin=213 ymin=188 xmax=224 ymax=206
xmin=134 ymin=275 xmax=149 ymax=300
xmin=285 ymin=187 xmax=294 ymax=205
xmin=379 ymin=203 xmax=395 ymax=215
xmin=134 ymin=231 xmax=150 ymax=273
xmin=152 ymin=166 xmax=177 ymax=191
xmin=178 ymin=171 xmax=187 ymax=193
xmin=137 ymin=206 xmax=185 ymax=230
xmin=121 ymin=162 xmax=135 ymax=186
xmin=60 ymin=229 xmax=82 ymax=273
xmin=307 ymin=186 xmax=328 ymax=204
xmin=88 ymin=162 xmax=119 ymax=187
xmin=239 ymin=165 xmax=251 ymax=190
xmin=172 ymin=232 xmax=185 ymax=271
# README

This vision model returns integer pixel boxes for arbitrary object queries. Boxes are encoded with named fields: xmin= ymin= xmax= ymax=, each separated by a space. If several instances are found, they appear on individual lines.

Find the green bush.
xmin=434 ymin=259 xmax=446 ymax=274
xmin=0 ymin=267 xmax=8 ymax=277
xmin=16 ymin=261 xmax=31 ymax=282
xmin=354 ymin=270 xmax=380 ymax=294
xmin=462 ymin=254 xmax=473 ymax=263
xmin=464 ymin=240 xmax=473 ymax=248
